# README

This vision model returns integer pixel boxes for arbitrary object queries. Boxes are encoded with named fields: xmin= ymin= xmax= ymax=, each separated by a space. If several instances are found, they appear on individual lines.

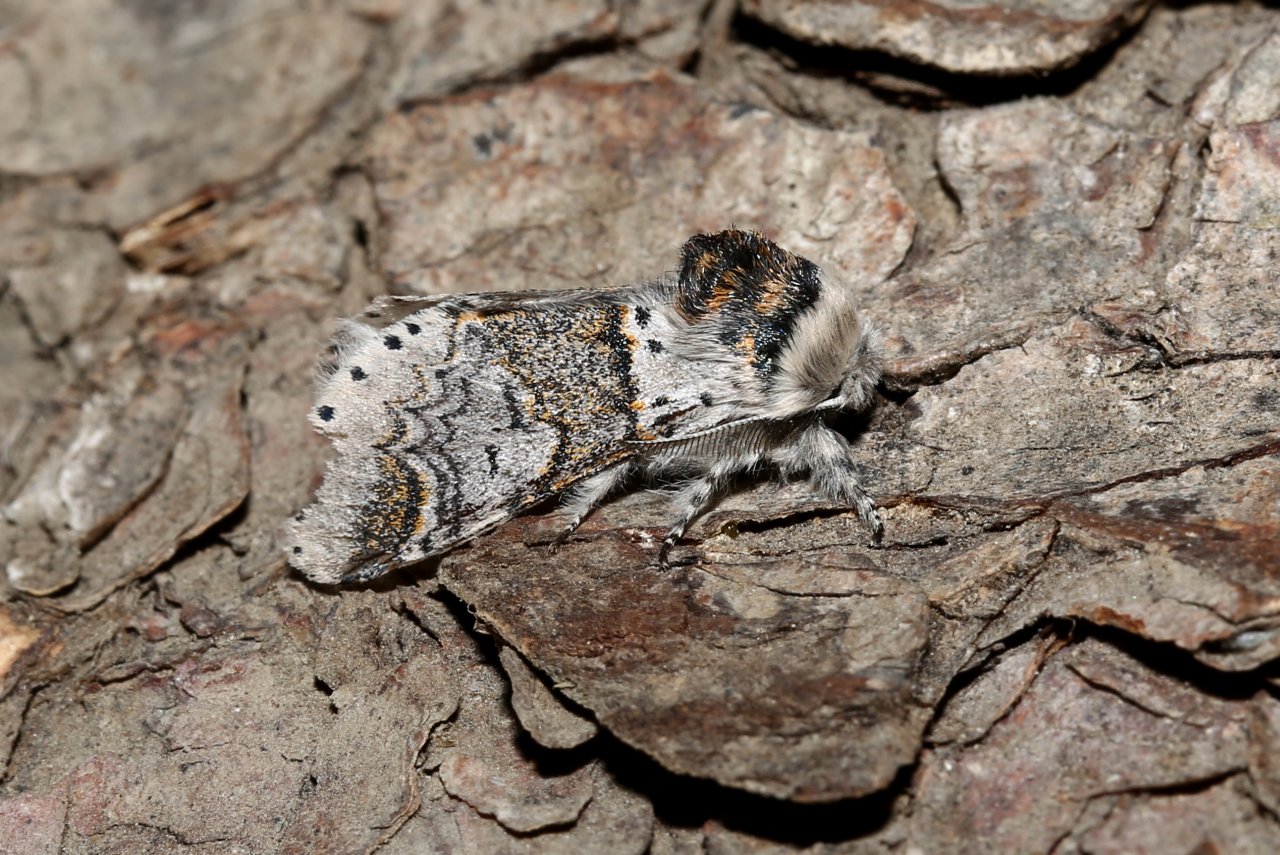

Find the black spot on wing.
xmin=350 ymin=366 xmax=367 ymax=381
xmin=317 ymin=405 xmax=335 ymax=422
xmin=384 ymin=334 xmax=402 ymax=350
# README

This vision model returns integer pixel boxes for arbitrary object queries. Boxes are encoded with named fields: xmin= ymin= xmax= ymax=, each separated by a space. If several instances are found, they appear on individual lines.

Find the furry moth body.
xmin=289 ymin=229 xmax=882 ymax=585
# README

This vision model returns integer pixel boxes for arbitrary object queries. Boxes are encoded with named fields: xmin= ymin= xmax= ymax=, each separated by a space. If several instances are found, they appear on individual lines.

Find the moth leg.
xmin=775 ymin=422 xmax=883 ymax=540
xmin=551 ymin=462 xmax=633 ymax=549
xmin=657 ymin=473 xmax=731 ymax=571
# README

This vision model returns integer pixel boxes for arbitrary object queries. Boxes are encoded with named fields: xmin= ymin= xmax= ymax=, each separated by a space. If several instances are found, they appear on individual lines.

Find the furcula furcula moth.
xmin=289 ymin=229 xmax=882 ymax=584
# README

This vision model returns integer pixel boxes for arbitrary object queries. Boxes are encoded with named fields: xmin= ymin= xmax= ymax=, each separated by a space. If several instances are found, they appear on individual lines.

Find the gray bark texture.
xmin=2 ymin=1 xmax=1279 ymax=852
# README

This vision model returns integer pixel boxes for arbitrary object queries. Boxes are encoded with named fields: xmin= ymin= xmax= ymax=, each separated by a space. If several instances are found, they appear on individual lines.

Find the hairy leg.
xmin=552 ymin=461 xmax=634 ymax=548
xmin=657 ymin=472 xmax=732 ymax=571
xmin=655 ymin=447 xmax=762 ymax=568
xmin=773 ymin=421 xmax=882 ymax=539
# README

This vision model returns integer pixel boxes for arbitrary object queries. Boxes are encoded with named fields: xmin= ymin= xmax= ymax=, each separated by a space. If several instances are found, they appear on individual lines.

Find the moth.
xmin=289 ymin=229 xmax=883 ymax=585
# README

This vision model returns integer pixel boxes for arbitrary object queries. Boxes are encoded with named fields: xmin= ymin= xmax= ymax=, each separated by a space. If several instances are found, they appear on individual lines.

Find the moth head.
xmin=819 ymin=315 xmax=883 ymax=412
xmin=767 ymin=266 xmax=883 ymax=417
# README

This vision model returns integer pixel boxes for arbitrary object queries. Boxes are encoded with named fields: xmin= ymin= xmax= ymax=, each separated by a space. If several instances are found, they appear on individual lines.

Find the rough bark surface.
xmin=1 ymin=1 xmax=1278 ymax=852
